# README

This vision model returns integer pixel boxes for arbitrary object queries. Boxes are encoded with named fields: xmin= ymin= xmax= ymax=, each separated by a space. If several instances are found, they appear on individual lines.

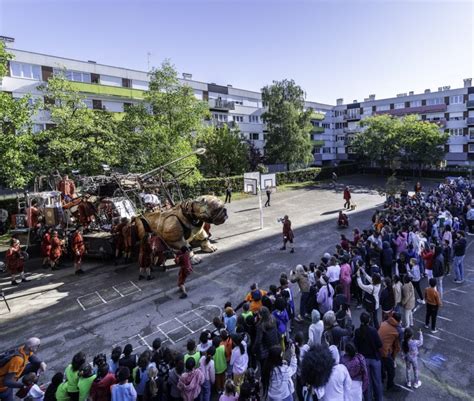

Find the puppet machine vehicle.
xmin=11 ymin=149 xmax=206 ymax=257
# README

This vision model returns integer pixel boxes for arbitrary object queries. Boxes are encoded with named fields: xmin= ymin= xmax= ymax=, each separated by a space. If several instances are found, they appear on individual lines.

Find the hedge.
xmin=181 ymin=167 xmax=322 ymax=198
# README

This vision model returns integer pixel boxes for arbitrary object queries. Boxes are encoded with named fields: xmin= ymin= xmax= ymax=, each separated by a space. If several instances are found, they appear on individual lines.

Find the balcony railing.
xmin=209 ymin=98 xmax=235 ymax=110
xmin=425 ymin=118 xmax=447 ymax=127
xmin=377 ymin=104 xmax=447 ymax=116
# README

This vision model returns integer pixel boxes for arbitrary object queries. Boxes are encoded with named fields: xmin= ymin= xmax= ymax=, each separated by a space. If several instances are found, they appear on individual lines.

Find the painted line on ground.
xmin=415 ymin=318 xmax=474 ymax=343
xmin=129 ymin=281 xmax=142 ymax=292
xmin=465 ymin=268 xmax=474 ymax=272
xmin=112 ymin=286 xmax=124 ymax=297
xmin=425 ymin=333 xmax=444 ymax=341
xmin=137 ymin=334 xmax=152 ymax=350
xmin=437 ymin=315 xmax=452 ymax=322
xmin=76 ymin=298 xmax=86 ymax=311
xmin=451 ymin=288 xmax=467 ymax=293
xmin=95 ymin=291 xmax=107 ymax=304
xmin=395 ymin=384 xmax=414 ymax=392
xmin=442 ymin=300 xmax=460 ymax=306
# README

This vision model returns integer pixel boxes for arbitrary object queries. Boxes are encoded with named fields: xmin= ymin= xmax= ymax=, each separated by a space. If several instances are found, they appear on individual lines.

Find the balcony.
xmin=208 ymin=98 xmax=235 ymax=111
xmin=425 ymin=118 xmax=447 ymax=127
xmin=467 ymin=100 xmax=474 ymax=109
xmin=344 ymin=114 xmax=361 ymax=121
xmin=467 ymin=117 xmax=474 ymax=126
xmin=310 ymin=111 xmax=325 ymax=121
xmin=344 ymin=127 xmax=359 ymax=134
xmin=69 ymin=82 xmax=145 ymax=100
xmin=311 ymin=126 xmax=325 ymax=133
xmin=377 ymin=104 xmax=447 ymax=116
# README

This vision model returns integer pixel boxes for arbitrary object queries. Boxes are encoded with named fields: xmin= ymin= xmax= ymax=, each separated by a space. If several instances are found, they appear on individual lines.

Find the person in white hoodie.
xmin=307 ymin=310 xmax=324 ymax=346
xmin=262 ymin=345 xmax=297 ymax=401
xmin=301 ymin=344 xmax=352 ymax=401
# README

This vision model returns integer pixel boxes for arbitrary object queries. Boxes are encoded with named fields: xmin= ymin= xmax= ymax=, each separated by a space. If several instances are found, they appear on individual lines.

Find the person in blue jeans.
xmin=453 ymin=231 xmax=466 ymax=283
xmin=354 ymin=312 xmax=384 ymax=401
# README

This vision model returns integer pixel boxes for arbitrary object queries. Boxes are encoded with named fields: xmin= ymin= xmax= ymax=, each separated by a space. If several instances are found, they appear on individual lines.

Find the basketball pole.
xmin=257 ymin=183 xmax=264 ymax=230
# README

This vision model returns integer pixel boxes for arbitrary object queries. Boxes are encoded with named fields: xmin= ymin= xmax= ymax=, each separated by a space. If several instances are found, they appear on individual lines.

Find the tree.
xmin=197 ymin=125 xmax=249 ymax=177
xmin=399 ymin=115 xmax=449 ymax=174
xmin=351 ymin=114 xmax=448 ymax=175
xmin=36 ymin=72 xmax=121 ymax=175
xmin=350 ymin=114 xmax=403 ymax=173
xmin=0 ymin=42 xmax=38 ymax=188
xmin=246 ymin=140 xmax=264 ymax=171
xmin=117 ymin=60 xmax=209 ymax=183
xmin=261 ymin=79 xmax=313 ymax=167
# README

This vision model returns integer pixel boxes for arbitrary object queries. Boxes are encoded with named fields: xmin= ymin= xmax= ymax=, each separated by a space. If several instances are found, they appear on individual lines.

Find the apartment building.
xmin=313 ymin=79 xmax=474 ymax=167
xmin=1 ymin=45 xmax=473 ymax=167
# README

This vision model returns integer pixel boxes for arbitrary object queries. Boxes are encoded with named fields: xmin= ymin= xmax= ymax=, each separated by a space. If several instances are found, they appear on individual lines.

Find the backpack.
xmin=251 ymin=290 xmax=262 ymax=302
xmin=362 ymin=289 xmax=376 ymax=313
xmin=0 ymin=349 xmax=22 ymax=368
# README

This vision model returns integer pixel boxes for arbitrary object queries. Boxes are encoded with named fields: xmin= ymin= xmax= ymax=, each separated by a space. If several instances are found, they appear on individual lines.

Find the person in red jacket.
xmin=49 ymin=231 xmax=63 ymax=270
xmin=72 ymin=226 xmax=86 ymax=275
xmin=6 ymin=238 xmax=26 ymax=285
xmin=175 ymin=247 xmax=193 ymax=299
xmin=138 ymin=233 xmax=154 ymax=281
xmin=280 ymin=215 xmax=295 ymax=253
xmin=343 ymin=186 xmax=352 ymax=209
xmin=41 ymin=228 xmax=52 ymax=268
xmin=90 ymin=364 xmax=116 ymax=401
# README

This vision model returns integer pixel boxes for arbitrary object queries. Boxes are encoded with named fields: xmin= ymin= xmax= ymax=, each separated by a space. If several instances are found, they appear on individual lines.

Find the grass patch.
xmin=278 ymin=181 xmax=318 ymax=192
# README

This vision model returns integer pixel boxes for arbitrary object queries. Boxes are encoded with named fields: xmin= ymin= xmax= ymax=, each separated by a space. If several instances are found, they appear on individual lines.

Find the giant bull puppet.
xmin=135 ymin=195 xmax=228 ymax=263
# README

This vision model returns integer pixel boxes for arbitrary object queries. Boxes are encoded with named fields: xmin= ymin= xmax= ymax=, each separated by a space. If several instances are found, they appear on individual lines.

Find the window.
xmin=322 ymin=123 xmax=331 ymax=129
xmin=410 ymin=100 xmax=422 ymax=107
xmin=249 ymin=115 xmax=259 ymax=123
xmin=212 ymin=113 xmax=227 ymax=122
xmin=426 ymin=98 xmax=444 ymax=105
xmin=346 ymin=109 xmax=360 ymax=119
xmin=313 ymin=147 xmax=321 ymax=154
xmin=91 ymin=73 xmax=100 ymax=84
xmin=33 ymin=123 xmax=45 ymax=133
xmin=469 ymin=128 xmax=474 ymax=139
xmin=394 ymin=102 xmax=405 ymax=109
xmin=124 ymin=102 xmax=132 ymax=111
xmin=92 ymin=99 xmax=102 ymax=110
xmin=322 ymin=147 xmax=332 ymax=154
xmin=336 ymin=135 xmax=345 ymax=141
xmin=450 ymin=128 xmax=464 ymax=136
xmin=122 ymin=78 xmax=131 ymax=88
xmin=250 ymin=133 xmax=259 ymax=140
xmin=449 ymin=112 xmax=464 ymax=121
xmin=450 ymin=95 xmax=463 ymax=104
xmin=232 ymin=115 xmax=244 ymax=123
xmin=469 ymin=144 xmax=474 ymax=153
xmin=56 ymin=69 xmax=91 ymax=83
xmin=363 ymin=107 xmax=372 ymax=115
xmin=311 ymin=121 xmax=320 ymax=127
xmin=10 ymin=62 xmax=41 ymax=80
xmin=377 ymin=104 xmax=390 ymax=111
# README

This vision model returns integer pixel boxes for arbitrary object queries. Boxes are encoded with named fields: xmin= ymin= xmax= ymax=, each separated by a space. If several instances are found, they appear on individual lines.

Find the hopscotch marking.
xmin=76 ymin=281 xmax=141 ymax=311
xmin=114 ymin=305 xmax=222 ymax=352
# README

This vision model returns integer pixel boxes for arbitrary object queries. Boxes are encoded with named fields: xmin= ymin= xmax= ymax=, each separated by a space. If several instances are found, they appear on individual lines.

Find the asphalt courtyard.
xmin=0 ymin=174 xmax=473 ymax=401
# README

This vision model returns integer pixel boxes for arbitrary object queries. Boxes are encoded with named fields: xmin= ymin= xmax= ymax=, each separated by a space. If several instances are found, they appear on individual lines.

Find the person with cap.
xmin=0 ymin=338 xmax=46 ymax=401
xmin=72 ymin=226 xmax=86 ymax=275
xmin=279 ymin=215 xmax=295 ymax=253
xmin=5 ymin=238 xmax=27 ymax=286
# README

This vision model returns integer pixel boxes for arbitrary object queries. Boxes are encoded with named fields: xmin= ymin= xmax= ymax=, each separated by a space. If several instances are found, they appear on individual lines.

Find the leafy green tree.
xmin=197 ymin=125 xmax=249 ymax=177
xmin=246 ymin=140 xmax=264 ymax=171
xmin=0 ymin=42 xmax=38 ymax=188
xmin=261 ymin=79 xmax=313 ymax=167
xmin=399 ymin=115 xmax=449 ymax=174
xmin=350 ymin=114 xmax=402 ymax=173
xmin=36 ymin=72 xmax=121 ymax=175
xmin=117 ymin=60 xmax=209 ymax=183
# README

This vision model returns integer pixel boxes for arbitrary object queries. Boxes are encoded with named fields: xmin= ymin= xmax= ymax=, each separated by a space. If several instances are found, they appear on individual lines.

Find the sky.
xmin=0 ymin=0 xmax=472 ymax=105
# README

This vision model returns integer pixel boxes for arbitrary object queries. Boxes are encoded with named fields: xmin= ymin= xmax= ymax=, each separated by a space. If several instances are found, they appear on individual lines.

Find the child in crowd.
xmin=44 ymin=373 xmax=64 ymax=401
xmin=424 ymin=278 xmax=442 ymax=333
xmin=402 ymin=328 xmax=423 ymax=388
xmin=197 ymin=330 xmax=213 ymax=355
xmin=184 ymin=340 xmax=201 ymax=368
xmin=219 ymin=379 xmax=238 ymax=401
xmin=20 ymin=373 xmax=45 ymax=401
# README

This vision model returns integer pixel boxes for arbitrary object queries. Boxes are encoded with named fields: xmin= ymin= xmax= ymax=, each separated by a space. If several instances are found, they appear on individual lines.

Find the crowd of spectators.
xmin=0 ymin=177 xmax=472 ymax=401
